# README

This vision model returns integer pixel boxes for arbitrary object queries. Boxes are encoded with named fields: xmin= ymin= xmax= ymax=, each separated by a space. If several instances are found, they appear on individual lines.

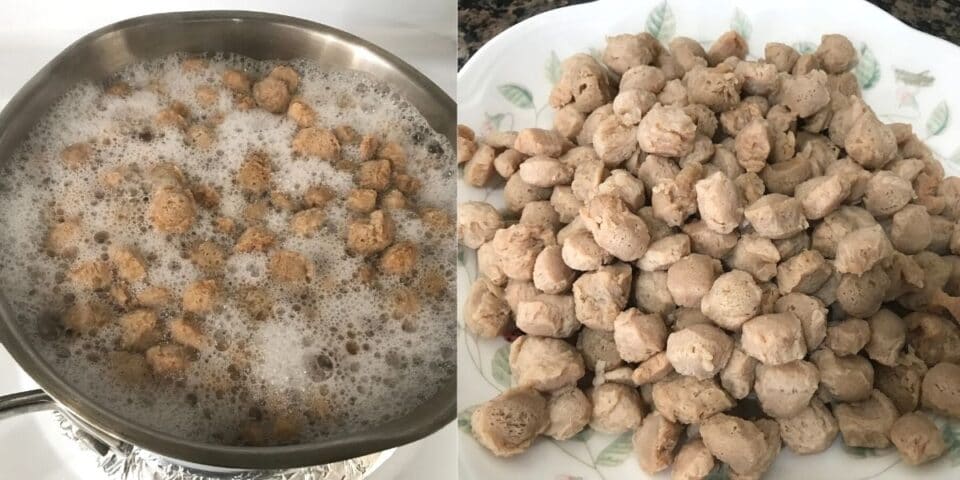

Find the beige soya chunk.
xmin=921 ymin=362 xmax=960 ymax=419
xmin=169 ymin=317 xmax=208 ymax=350
xmin=346 ymin=210 xmax=395 ymax=256
xmin=665 ymin=323 xmax=734 ymax=380
xmin=470 ymin=387 xmax=548 ymax=457
xmin=118 ymin=309 xmax=160 ymax=351
xmin=45 ymin=218 xmax=82 ymax=258
xmin=182 ymin=279 xmax=221 ymax=315
xmin=632 ymin=411 xmax=684 ymax=475
xmin=234 ymin=226 xmax=276 ymax=253
xmin=154 ymin=101 xmax=191 ymax=130
xmin=740 ymin=312 xmax=807 ymax=365
xmin=356 ymin=159 xmax=393 ymax=192
xmin=194 ymin=85 xmax=219 ymax=107
xmin=148 ymin=184 xmax=197 ymax=234
xmin=754 ymin=360 xmax=819 ymax=418
xmin=651 ymin=376 xmax=734 ymax=425
xmin=109 ymin=245 xmax=147 ymax=283
xmin=268 ymin=250 xmax=314 ymax=283
xmin=237 ymin=151 xmax=272 ymax=194
xmin=289 ymin=208 xmax=326 ymax=237
xmin=510 ymin=335 xmax=585 ymax=392
xmin=239 ymin=286 xmax=273 ymax=321
xmin=302 ymin=184 xmax=335 ymax=209
xmin=463 ymin=277 xmax=511 ymax=338
xmin=834 ymin=390 xmax=900 ymax=449
xmin=137 ymin=286 xmax=172 ymax=309
xmin=544 ymin=387 xmax=591 ymax=441
xmin=457 ymin=125 xmax=478 ymax=165
xmin=145 ymin=344 xmax=192 ymax=378
xmin=516 ymin=293 xmax=580 ymax=338
xmin=189 ymin=241 xmax=226 ymax=273
xmin=69 ymin=260 xmax=113 ymax=291
xmin=60 ymin=142 xmax=93 ymax=170
xmin=292 ymin=127 xmax=341 ymax=160
xmin=699 ymin=414 xmax=768 ymax=476
xmin=379 ymin=241 xmax=418 ymax=276
xmin=588 ymin=382 xmax=644 ymax=434
xmin=672 ymin=439 xmax=715 ymax=480
xmin=346 ymin=188 xmax=378 ymax=213
xmin=222 ymin=68 xmax=252 ymax=93
xmin=62 ymin=301 xmax=112 ymax=334
xmin=890 ymin=412 xmax=948 ymax=465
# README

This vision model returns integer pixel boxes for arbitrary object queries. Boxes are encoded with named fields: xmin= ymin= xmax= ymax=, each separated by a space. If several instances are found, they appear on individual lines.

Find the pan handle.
xmin=0 ymin=389 xmax=56 ymax=420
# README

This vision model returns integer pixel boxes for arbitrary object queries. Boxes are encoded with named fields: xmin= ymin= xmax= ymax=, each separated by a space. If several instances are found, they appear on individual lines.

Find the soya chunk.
xmin=777 ymin=399 xmax=839 ymax=454
xmin=665 ymin=324 xmax=734 ymax=379
xmin=471 ymin=387 xmax=548 ymax=457
xmin=834 ymin=390 xmax=899 ymax=448
xmin=740 ymin=313 xmax=807 ymax=365
xmin=510 ymin=335 xmax=585 ymax=392
xmin=633 ymin=412 xmax=684 ymax=474
xmin=651 ymin=376 xmax=734 ymax=424
xmin=889 ymin=412 xmax=947 ymax=465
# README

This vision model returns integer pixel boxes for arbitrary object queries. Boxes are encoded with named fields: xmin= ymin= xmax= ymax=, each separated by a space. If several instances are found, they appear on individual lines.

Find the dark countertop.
xmin=458 ymin=0 xmax=960 ymax=68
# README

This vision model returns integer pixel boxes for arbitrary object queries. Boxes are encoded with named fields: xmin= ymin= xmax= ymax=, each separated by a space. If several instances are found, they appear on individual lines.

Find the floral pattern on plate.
xmin=458 ymin=1 xmax=960 ymax=479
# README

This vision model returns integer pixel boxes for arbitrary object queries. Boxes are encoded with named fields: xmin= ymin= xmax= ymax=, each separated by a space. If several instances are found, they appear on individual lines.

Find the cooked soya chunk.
xmin=666 ymin=324 xmax=733 ymax=379
xmin=460 ymin=29 xmax=960 ymax=470
xmin=754 ymin=360 xmax=819 ymax=418
xmin=740 ymin=313 xmax=806 ymax=365
xmin=471 ymin=387 xmax=548 ymax=457
xmin=834 ymin=390 xmax=899 ymax=448
xmin=463 ymin=278 xmax=510 ymax=338
xmin=777 ymin=398 xmax=839 ymax=454
xmin=651 ymin=376 xmax=734 ymax=424
xmin=589 ymin=382 xmax=644 ymax=433
xmin=510 ymin=335 xmax=585 ymax=392
xmin=700 ymin=414 xmax=767 ymax=475
xmin=890 ymin=412 xmax=947 ymax=465
xmin=544 ymin=387 xmax=591 ymax=440
xmin=921 ymin=362 xmax=960 ymax=418
xmin=633 ymin=412 xmax=684 ymax=474
xmin=812 ymin=348 xmax=874 ymax=402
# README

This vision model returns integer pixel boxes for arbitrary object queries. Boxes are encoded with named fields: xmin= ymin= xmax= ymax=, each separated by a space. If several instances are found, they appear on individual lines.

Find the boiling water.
xmin=0 ymin=53 xmax=456 ymax=444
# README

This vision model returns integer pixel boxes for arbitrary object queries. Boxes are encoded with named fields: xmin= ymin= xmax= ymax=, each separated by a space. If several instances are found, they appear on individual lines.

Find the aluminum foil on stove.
xmin=54 ymin=412 xmax=383 ymax=480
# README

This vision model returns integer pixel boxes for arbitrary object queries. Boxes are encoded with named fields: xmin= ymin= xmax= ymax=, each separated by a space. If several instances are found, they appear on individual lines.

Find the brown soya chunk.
xmin=460 ymin=29 xmax=960 ymax=474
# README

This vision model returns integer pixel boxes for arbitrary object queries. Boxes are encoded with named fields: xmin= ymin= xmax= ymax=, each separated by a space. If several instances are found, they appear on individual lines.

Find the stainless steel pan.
xmin=0 ymin=10 xmax=455 ymax=470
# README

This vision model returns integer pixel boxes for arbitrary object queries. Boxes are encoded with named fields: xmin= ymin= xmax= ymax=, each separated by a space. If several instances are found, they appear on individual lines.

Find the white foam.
xmin=0 ymin=52 xmax=456 ymax=444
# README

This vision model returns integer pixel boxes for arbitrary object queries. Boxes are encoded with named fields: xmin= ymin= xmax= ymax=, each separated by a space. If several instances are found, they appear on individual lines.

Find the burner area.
xmin=54 ymin=412 xmax=385 ymax=480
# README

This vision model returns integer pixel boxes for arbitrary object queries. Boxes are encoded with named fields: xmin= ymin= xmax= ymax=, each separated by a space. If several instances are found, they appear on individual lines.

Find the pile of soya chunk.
xmin=457 ymin=30 xmax=960 ymax=477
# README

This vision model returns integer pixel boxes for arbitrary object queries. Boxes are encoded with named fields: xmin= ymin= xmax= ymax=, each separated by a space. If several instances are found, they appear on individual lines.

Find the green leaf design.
xmin=485 ymin=112 xmax=506 ymax=131
xmin=546 ymin=51 xmax=562 ymax=85
xmin=457 ymin=405 xmax=479 ymax=433
xmin=894 ymin=68 xmax=935 ymax=87
xmin=841 ymin=443 xmax=895 ymax=458
xmin=704 ymin=464 xmax=730 ymax=480
xmin=926 ymin=101 xmax=950 ymax=137
xmin=595 ymin=432 xmax=634 ymax=467
xmin=942 ymin=422 xmax=960 ymax=466
xmin=854 ymin=43 xmax=880 ymax=90
xmin=645 ymin=1 xmax=676 ymax=43
xmin=491 ymin=343 xmax=512 ymax=389
xmin=793 ymin=41 xmax=817 ymax=55
xmin=497 ymin=84 xmax=534 ymax=109
xmin=730 ymin=8 xmax=752 ymax=41
xmin=572 ymin=428 xmax=593 ymax=442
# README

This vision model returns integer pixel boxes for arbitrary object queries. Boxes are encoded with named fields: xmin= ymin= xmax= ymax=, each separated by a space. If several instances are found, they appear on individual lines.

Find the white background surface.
xmin=0 ymin=1 xmax=456 ymax=479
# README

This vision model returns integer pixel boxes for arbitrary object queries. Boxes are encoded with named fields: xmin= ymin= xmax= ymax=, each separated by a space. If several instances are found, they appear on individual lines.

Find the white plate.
xmin=457 ymin=0 xmax=960 ymax=479
xmin=0 ymin=1 xmax=456 ymax=478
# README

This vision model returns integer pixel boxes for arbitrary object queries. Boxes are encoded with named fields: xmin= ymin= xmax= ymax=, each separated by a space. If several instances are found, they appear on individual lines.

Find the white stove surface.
xmin=0 ymin=1 xmax=456 ymax=478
